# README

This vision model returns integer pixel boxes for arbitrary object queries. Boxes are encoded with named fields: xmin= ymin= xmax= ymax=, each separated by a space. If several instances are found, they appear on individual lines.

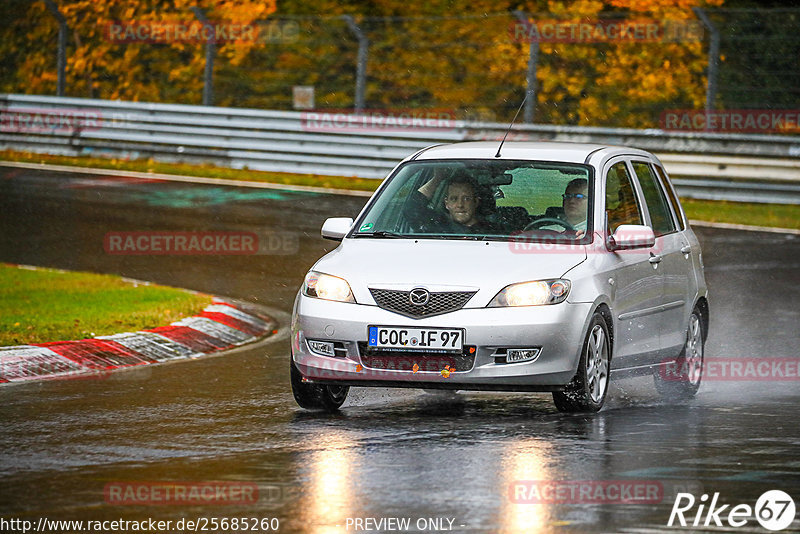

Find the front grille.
xmin=369 ymin=288 xmax=476 ymax=318
xmin=358 ymin=342 xmax=476 ymax=372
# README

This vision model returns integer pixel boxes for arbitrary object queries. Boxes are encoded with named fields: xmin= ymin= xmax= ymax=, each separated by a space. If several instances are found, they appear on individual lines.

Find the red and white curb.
xmin=0 ymin=299 xmax=276 ymax=384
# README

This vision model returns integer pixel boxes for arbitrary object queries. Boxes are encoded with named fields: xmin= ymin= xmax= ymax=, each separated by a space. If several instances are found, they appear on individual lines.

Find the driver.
xmin=538 ymin=178 xmax=588 ymax=236
xmin=405 ymin=170 xmax=500 ymax=234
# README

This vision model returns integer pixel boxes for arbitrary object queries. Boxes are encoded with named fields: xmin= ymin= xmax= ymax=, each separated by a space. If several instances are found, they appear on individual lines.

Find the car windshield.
xmin=353 ymin=159 xmax=593 ymax=241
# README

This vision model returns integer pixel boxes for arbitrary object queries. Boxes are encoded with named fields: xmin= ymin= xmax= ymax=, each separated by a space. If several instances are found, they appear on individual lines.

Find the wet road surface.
xmin=1 ymin=167 xmax=799 ymax=533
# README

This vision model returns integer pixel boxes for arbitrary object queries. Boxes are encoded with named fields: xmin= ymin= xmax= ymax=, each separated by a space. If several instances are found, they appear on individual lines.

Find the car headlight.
xmin=302 ymin=271 xmax=355 ymax=303
xmin=488 ymin=279 xmax=571 ymax=307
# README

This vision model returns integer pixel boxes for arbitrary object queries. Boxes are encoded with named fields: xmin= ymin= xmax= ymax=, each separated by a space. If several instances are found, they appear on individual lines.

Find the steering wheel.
xmin=523 ymin=217 xmax=574 ymax=232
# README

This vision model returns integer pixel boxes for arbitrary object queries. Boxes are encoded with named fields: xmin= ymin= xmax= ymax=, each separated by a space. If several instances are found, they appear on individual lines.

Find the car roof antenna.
xmin=495 ymin=91 xmax=529 ymax=158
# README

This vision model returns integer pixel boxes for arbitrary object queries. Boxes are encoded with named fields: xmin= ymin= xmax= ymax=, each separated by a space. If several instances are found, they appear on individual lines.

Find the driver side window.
xmin=605 ymin=162 xmax=643 ymax=233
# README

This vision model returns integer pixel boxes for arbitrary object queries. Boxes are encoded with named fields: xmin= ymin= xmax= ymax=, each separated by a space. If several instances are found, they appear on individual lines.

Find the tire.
xmin=553 ymin=312 xmax=611 ymax=413
xmin=654 ymin=308 xmax=704 ymax=399
xmin=290 ymin=359 xmax=349 ymax=412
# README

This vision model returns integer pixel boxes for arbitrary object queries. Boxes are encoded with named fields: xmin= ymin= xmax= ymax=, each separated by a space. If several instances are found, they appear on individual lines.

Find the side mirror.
xmin=607 ymin=224 xmax=655 ymax=250
xmin=321 ymin=217 xmax=354 ymax=241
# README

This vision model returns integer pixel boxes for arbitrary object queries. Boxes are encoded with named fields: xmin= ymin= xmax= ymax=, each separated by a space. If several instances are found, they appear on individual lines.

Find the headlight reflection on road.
xmin=302 ymin=432 xmax=358 ymax=534
xmin=500 ymin=439 xmax=557 ymax=533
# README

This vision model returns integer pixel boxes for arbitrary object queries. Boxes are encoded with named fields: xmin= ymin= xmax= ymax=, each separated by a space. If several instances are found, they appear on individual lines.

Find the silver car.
xmin=290 ymin=141 xmax=708 ymax=412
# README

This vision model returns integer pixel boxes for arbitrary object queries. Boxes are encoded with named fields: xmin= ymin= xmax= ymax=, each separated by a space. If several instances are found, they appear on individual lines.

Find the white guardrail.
xmin=2 ymin=94 xmax=800 ymax=204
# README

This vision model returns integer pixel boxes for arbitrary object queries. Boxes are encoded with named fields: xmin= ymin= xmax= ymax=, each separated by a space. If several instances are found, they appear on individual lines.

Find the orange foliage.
xmin=5 ymin=0 xmax=276 ymax=103
xmin=2 ymin=0 xmax=727 ymax=128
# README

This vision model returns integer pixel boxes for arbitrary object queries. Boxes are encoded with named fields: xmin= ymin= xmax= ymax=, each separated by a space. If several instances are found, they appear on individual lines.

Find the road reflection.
xmin=299 ymin=431 xmax=359 ymax=533
xmin=2 ymin=170 xmax=799 ymax=532
xmin=281 ymin=400 xmax=730 ymax=532
xmin=500 ymin=439 xmax=555 ymax=533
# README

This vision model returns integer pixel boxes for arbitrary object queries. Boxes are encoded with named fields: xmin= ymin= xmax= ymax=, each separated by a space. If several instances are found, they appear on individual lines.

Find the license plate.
xmin=368 ymin=326 xmax=463 ymax=352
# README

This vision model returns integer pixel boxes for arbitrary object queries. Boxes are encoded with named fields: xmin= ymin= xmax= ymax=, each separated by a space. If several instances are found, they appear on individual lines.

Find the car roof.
xmin=411 ymin=141 xmax=654 ymax=164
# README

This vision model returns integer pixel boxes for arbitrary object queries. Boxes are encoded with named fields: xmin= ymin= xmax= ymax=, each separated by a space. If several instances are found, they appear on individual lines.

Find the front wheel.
xmin=654 ymin=308 xmax=704 ymax=399
xmin=553 ymin=313 xmax=610 ymax=413
xmin=290 ymin=359 xmax=349 ymax=412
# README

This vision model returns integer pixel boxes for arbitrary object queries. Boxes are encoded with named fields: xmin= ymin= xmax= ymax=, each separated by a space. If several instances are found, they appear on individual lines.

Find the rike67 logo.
xmin=668 ymin=490 xmax=796 ymax=531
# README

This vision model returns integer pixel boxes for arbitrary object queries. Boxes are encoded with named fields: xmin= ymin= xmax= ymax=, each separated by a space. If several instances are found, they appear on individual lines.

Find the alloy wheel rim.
xmin=327 ymin=386 xmax=347 ymax=401
xmin=684 ymin=314 xmax=703 ymax=386
xmin=586 ymin=325 xmax=609 ymax=403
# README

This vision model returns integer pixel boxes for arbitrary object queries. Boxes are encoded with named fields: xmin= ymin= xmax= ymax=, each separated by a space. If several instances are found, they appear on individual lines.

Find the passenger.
xmin=405 ymin=170 xmax=501 ymax=234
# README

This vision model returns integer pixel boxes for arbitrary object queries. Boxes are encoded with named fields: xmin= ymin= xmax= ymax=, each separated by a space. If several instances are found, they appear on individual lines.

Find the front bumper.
xmin=291 ymin=294 xmax=593 ymax=391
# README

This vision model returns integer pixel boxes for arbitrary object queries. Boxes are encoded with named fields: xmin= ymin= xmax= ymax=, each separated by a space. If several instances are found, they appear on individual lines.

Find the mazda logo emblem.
xmin=408 ymin=288 xmax=430 ymax=306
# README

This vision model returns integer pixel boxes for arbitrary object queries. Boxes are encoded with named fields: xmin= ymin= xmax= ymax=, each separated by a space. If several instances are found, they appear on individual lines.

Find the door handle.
xmin=649 ymin=254 xmax=662 ymax=264
xmin=680 ymin=245 xmax=692 ymax=255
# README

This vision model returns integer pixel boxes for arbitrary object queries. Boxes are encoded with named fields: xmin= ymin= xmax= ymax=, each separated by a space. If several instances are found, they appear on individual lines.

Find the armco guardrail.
xmin=2 ymin=94 xmax=800 ymax=204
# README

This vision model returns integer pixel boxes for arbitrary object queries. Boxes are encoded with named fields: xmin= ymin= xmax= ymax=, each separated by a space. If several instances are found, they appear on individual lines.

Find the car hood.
xmin=312 ymin=238 xmax=587 ymax=307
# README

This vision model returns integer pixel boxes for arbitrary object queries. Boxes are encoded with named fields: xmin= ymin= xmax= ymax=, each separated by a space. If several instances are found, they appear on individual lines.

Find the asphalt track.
xmin=0 ymin=166 xmax=799 ymax=533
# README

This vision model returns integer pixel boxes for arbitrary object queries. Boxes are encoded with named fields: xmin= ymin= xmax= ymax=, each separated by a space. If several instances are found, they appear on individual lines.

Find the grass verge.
xmin=2 ymin=149 xmax=798 ymax=229
xmin=681 ymin=199 xmax=800 ymax=230
xmin=0 ymin=149 xmax=380 ymax=192
xmin=0 ymin=264 xmax=213 ymax=347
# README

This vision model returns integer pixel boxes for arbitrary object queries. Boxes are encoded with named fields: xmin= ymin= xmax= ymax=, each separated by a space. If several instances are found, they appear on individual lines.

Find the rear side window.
xmin=632 ymin=161 xmax=677 ymax=237
xmin=654 ymin=165 xmax=685 ymax=230
xmin=605 ymin=161 xmax=642 ymax=233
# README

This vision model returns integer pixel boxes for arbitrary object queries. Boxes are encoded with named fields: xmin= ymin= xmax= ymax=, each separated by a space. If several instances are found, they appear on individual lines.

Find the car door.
xmin=602 ymin=159 xmax=663 ymax=369
xmin=653 ymin=162 xmax=701 ymax=356
xmin=630 ymin=160 xmax=695 ymax=359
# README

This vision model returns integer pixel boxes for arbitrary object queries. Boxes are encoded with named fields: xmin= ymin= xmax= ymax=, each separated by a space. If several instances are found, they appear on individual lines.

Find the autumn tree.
xmin=229 ymin=0 xmax=724 ymax=127
xmin=5 ymin=0 xmax=774 ymax=130
xmin=0 ymin=0 xmax=276 ymax=103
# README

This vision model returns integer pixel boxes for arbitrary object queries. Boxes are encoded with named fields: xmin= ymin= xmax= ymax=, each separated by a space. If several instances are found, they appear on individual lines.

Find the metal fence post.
xmin=43 ymin=0 xmax=67 ymax=97
xmin=513 ymin=11 xmax=539 ymax=124
xmin=693 ymin=8 xmax=720 ymax=116
xmin=342 ymin=15 xmax=368 ymax=113
xmin=191 ymin=6 xmax=215 ymax=107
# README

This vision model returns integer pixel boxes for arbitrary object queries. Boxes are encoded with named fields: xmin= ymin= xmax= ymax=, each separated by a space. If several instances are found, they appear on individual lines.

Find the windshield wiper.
xmin=419 ymin=233 xmax=496 ymax=240
xmin=356 ymin=232 xmax=505 ymax=241
xmin=355 ymin=231 xmax=409 ymax=238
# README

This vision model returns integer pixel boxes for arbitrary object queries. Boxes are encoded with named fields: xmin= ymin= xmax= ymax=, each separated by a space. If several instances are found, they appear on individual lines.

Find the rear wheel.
xmin=553 ymin=313 xmax=610 ymax=413
xmin=654 ymin=308 xmax=704 ymax=399
xmin=290 ymin=359 xmax=349 ymax=412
